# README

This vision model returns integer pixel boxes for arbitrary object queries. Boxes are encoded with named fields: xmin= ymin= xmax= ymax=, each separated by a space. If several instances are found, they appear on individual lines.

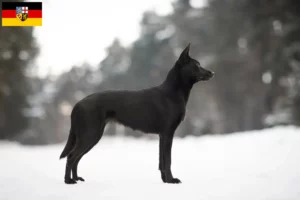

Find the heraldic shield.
xmin=16 ymin=7 xmax=28 ymax=21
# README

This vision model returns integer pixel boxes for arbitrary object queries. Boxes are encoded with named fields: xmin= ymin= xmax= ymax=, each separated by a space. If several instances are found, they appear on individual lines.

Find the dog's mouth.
xmin=198 ymin=76 xmax=209 ymax=81
xmin=197 ymin=72 xmax=214 ymax=81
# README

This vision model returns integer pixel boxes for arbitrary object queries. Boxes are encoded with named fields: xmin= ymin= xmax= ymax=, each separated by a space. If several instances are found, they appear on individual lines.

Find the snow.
xmin=1 ymin=126 xmax=300 ymax=200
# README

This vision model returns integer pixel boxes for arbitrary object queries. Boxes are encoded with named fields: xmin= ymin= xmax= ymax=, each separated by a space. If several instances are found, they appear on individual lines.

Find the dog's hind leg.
xmin=65 ymin=137 xmax=96 ymax=184
xmin=65 ymin=123 xmax=104 ymax=184
xmin=71 ymin=148 xmax=90 ymax=182
xmin=64 ymin=152 xmax=79 ymax=184
xmin=71 ymin=124 xmax=105 ymax=182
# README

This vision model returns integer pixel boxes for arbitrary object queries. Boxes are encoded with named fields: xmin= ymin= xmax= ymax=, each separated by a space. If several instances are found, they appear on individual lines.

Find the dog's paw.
xmin=166 ymin=178 xmax=182 ymax=184
xmin=74 ymin=177 xmax=85 ymax=182
xmin=64 ymin=178 xmax=77 ymax=184
xmin=161 ymin=173 xmax=166 ymax=182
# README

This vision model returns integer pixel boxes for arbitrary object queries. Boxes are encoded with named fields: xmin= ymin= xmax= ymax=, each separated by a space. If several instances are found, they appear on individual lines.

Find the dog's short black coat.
xmin=60 ymin=44 xmax=214 ymax=184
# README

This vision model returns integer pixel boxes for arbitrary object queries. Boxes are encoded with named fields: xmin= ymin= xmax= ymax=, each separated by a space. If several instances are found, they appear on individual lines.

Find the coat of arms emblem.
xmin=16 ymin=7 xmax=28 ymax=21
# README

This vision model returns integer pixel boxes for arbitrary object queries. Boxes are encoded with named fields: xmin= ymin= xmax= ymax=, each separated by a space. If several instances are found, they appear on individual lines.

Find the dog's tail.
xmin=59 ymin=105 xmax=79 ymax=160
xmin=59 ymin=128 xmax=76 ymax=159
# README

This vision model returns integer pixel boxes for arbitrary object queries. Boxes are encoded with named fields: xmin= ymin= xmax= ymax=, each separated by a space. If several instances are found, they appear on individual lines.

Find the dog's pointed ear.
xmin=178 ymin=43 xmax=191 ymax=64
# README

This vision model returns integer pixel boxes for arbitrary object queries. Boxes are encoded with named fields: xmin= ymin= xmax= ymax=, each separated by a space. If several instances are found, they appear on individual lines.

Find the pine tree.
xmin=0 ymin=0 xmax=39 ymax=139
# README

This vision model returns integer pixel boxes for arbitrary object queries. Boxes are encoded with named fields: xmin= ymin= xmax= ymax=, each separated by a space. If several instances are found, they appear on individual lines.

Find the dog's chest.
xmin=180 ymin=109 xmax=186 ymax=122
xmin=172 ymin=99 xmax=187 ymax=122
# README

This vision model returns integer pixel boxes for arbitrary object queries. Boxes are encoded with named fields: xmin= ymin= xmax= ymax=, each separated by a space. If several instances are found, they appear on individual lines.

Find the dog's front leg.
xmin=159 ymin=132 xmax=181 ymax=184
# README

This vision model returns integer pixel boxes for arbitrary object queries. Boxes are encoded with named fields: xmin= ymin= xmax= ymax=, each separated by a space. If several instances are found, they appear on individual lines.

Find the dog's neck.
xmin=162 ymin=62 xmax=193 ymax=104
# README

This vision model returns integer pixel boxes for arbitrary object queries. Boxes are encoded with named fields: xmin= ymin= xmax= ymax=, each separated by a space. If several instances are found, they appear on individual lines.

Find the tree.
xmin=0 ymin=0 xmax=39 ymax=140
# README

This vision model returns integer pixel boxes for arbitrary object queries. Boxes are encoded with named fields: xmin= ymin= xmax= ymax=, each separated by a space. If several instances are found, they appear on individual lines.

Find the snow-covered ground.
xmin=1 ymin=126 xmax=300 ymax=200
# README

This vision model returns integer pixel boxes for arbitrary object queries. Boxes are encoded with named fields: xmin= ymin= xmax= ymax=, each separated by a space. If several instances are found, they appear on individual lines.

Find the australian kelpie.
xmin=60 ymin=44 xmax=214 ymax=184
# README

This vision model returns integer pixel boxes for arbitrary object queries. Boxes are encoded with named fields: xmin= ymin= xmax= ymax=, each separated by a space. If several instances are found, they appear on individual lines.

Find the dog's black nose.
xmin=210 ymin=71 xmax=215 ymax=78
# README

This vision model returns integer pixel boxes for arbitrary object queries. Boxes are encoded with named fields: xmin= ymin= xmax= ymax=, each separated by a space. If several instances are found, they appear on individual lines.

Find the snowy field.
xmin=1 ymin=126 xmax=300 ymax=200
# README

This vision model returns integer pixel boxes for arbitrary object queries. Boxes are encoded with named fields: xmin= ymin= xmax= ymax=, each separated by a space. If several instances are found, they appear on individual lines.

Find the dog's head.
xmin=177 ymin=44 xmax=214 ymax=85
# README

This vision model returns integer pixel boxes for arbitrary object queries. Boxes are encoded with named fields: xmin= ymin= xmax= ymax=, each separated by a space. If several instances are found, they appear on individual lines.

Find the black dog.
xmin=60 ymin=44 xmax=214 ymax=184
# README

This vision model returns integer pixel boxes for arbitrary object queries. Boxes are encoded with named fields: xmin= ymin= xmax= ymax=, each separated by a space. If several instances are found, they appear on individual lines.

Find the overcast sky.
xmin=30 ymin=0 xmax=204 ymax=77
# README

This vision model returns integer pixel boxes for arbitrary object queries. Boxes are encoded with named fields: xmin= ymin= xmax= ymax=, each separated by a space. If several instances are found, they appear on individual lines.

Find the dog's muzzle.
xmin=198 ymin=71 xmax=214 ymax=81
